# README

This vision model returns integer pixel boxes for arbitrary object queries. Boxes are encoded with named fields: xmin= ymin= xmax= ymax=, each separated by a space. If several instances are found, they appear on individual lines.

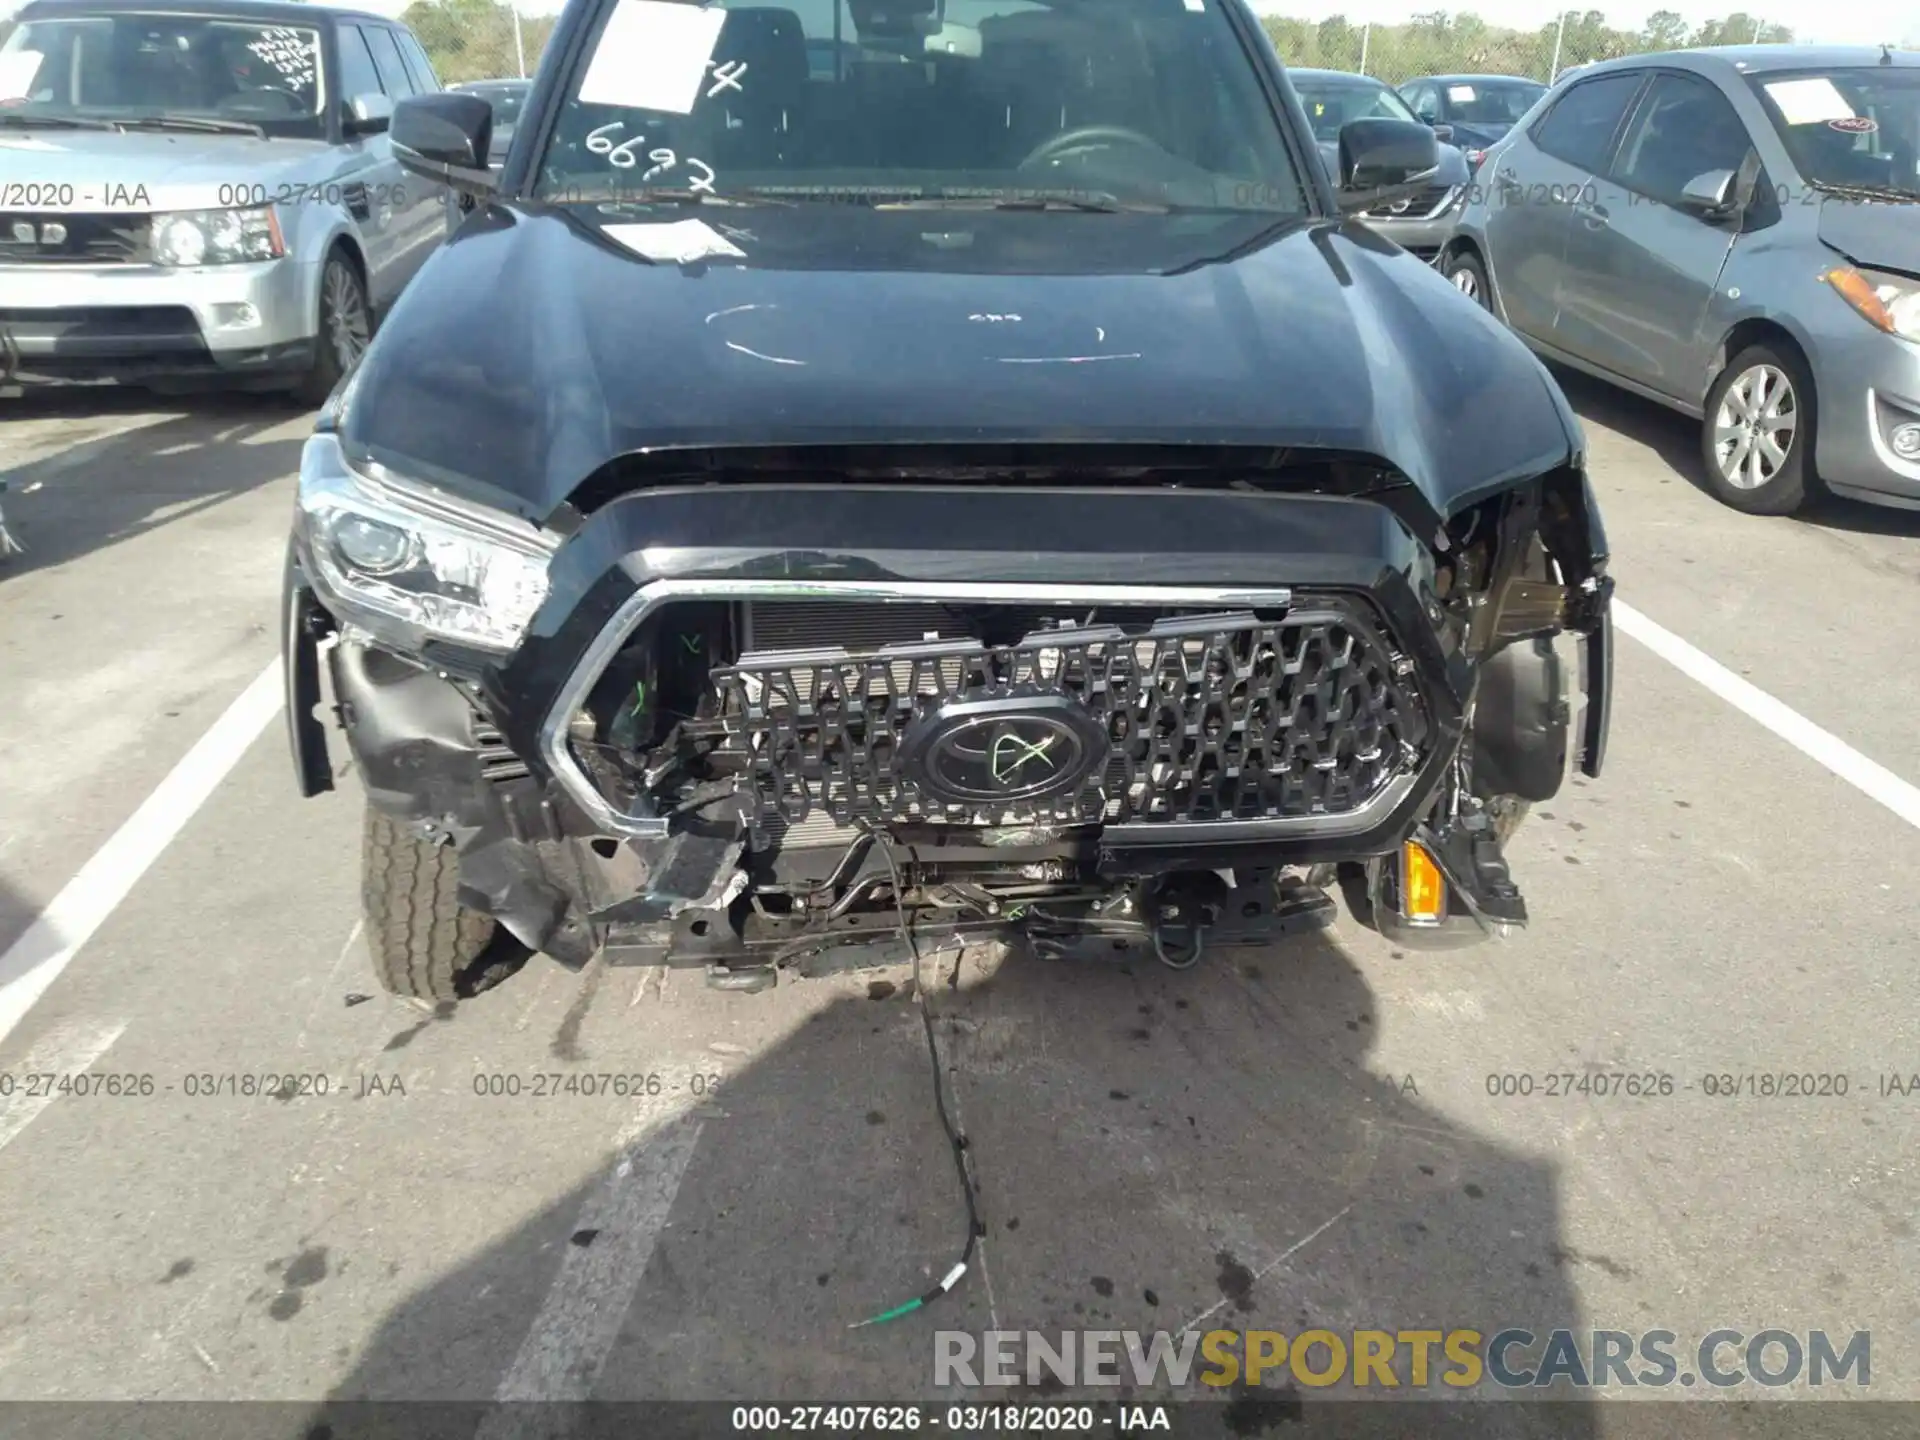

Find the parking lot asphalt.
xmin=1 ymin=369 xmax=1918 ymax=1424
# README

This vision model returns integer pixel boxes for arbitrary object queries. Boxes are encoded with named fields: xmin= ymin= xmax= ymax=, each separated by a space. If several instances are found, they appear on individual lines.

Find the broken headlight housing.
xmin=295 ymin=433 xmax=558 ymax=653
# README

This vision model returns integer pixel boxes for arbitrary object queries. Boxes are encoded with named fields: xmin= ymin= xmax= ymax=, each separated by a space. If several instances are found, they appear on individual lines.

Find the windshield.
xmin=533 ymin=0 xmax=1308 ymax=213
xmin=1439 ymin=79 xmax=1543 ymax=126
xmin=0 ymin=13 xmax=324 ymax=136
xmin=1291 ymin=76 xmax=1418 ymax=143
xmin=1750 ymin=67 xmax=1920 ymax=198
xmin=461 ymin=82 xmax=529 ymax=127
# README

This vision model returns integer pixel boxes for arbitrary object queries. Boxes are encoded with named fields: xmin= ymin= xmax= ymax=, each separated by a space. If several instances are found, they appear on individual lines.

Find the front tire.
xmin=292 ymin=249 xmax=372 ymax=408
xmin=1700 ymin=343 xmax=1817 ymax=515
xmin=1442 ymin=249 xmax=1491 ymax=309
xmin=361 ymin=807 xmax=519 ymax=1002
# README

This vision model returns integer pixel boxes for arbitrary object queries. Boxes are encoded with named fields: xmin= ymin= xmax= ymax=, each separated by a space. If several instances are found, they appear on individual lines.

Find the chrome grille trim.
xmin=541 ymin=579 xmax=1305 ymax=840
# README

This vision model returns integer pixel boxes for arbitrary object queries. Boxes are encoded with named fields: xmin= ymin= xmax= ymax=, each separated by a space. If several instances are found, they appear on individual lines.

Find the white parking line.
xmin=0 ymin=659 xmax=282 ymax=1047
xmin=0 ymin=1019 xmax=128 ymax=1154
xmin=1614 ymin=600 xmax=1920 ymax=832
xmin=483 ymin=1105 xmax=705 ymax=1415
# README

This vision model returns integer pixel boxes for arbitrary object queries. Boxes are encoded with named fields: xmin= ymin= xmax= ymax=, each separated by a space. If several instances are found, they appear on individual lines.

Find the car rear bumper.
xmin=1812 ymin=333 xmax=1920 ymax=507
xmin=0 ymin=257 xmax=317 ymax=383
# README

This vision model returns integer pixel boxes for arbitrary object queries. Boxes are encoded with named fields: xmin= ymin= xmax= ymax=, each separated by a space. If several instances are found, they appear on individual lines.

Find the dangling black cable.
xmin=848 ymin=828 xmax=983 ymax=1328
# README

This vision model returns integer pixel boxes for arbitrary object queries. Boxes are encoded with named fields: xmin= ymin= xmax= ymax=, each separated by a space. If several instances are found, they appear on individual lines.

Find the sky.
xmin=1245 ymin=0 xmax=1920 ymax=47
xmin=326 ymin=0 xmax=1920 ymax=45
xmin=4 ymin=0 xmax=1910 ymax=58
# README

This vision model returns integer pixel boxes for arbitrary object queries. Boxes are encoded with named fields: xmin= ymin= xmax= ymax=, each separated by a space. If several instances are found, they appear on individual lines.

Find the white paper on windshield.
xmin=1447 ymin=84 xmax=1476 ymax=102
xmin=0 ymin=50 xmax=46 ymax=100
xmin=1764 ymin=77 xmax=1856 ymax=125
xmin=579 ymin=0 xmax=728 ymax=114
xmin=602 ymin=219 xmax=745 ymax=264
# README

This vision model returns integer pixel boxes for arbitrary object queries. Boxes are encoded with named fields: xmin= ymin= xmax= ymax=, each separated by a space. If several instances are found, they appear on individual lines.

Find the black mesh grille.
xmin=709 ymin=601 xmax=1428 ymax=841
xmin=0 ymin=212 xmax=149 ymax=265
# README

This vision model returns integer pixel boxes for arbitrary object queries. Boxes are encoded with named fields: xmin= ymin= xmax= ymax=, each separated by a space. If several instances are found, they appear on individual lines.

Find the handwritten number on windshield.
xmin=584 ymin=122 xmax=715 ymax=192
xmin=586 ymin=121 xmax=647 ymax=168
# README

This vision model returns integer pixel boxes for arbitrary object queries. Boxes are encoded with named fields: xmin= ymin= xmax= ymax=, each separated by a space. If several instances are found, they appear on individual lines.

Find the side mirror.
xmin=1335 ymin=118 xmax=1440 ymax=214
xmin=391 ymin=92 xmax=498 ymax=197
xmin=343 ymin=92 xmax=392 ymax=136
xmin=1677 ymin=167 xmax=1738 ymax=217
xmin=1431 ymin=123 xmax=1454 ymax=143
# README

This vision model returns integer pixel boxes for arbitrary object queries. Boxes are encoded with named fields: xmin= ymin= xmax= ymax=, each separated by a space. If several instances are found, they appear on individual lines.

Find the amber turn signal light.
xmin=1401 ymin=841 xmax=1446 ymax=923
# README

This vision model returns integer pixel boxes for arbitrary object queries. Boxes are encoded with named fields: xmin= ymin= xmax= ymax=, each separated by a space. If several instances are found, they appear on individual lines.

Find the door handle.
xmin=1575 ymin=201 xmax=1610 ymax=229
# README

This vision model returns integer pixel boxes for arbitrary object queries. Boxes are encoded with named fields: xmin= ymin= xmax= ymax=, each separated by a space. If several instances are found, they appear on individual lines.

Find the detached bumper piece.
xmin=1366 ymin=814 xmax=1528 ymax=951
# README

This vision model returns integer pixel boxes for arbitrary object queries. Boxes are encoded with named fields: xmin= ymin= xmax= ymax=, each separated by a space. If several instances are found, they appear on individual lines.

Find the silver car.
xmin=0 ymin=0 xmax=450 ymax=400
xmin=1441 ymin=45 xmax=1920 ymax=515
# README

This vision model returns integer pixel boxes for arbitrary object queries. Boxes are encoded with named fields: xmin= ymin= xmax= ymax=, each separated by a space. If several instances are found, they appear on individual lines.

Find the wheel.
xmin=1700 ymin=343 xmax=1818 ymax=515
xmin=361 ymin=806 xmax=521 ymax=1002
xmin=292 ymin=249 xmax=372 ymax=407
xmin=1442 ymin=249 xmax=1491 ymax=309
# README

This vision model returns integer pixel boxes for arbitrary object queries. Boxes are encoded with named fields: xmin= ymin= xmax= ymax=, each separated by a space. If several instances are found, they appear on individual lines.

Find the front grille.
xmin=1366 ymin=184 xmax=1458 ymax=220
xmin=709 ymin=600 xmax=1428 ymax=843
xmin=0 ymin=212 xmax=149 ymax=265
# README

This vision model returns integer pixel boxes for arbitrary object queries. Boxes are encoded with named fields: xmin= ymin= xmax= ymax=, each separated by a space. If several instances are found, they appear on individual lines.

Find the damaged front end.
xmin=286 ymin=434 xmax=1612 ymax=984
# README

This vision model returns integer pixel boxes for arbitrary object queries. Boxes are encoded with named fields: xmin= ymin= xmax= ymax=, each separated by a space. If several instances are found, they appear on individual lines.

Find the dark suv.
xmin=282 ymin=0 xmax=1614 ymax=1002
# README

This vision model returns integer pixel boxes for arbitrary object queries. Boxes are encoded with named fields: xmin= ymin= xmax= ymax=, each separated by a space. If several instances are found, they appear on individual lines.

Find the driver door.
xmin=1554 ymin=71 xmax=1750 ymax=399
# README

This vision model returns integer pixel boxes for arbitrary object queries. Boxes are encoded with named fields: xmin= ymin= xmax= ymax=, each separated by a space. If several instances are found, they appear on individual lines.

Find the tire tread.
xmin=362 ymin=807 xmax=496 ymax=1002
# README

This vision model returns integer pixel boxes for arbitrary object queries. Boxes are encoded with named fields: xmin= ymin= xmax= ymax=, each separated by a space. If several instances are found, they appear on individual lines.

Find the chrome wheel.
xmin=1711 ymin=363 xmax=1797 ymax=491
xmin=323 ymin=260 xmax=371 ymax=371
xmin=1450 ymin=265 xmax=1480 ymax=300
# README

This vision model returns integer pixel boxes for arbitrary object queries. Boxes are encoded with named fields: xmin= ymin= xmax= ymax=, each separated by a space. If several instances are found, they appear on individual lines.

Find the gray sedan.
xmin=1441 ymin=45 xmax=1920 ymax=515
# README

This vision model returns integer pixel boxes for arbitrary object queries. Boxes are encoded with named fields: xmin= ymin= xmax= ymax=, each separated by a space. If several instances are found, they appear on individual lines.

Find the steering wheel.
xmin=1020 ymin=124 xmax=1165 ymax=171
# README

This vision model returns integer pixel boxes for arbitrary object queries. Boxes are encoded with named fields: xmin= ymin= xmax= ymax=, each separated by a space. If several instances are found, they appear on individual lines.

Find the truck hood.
xmin=341 ymin=203 xmax=1581 ymax=524
xmin=0 ymin=128 xmax=334 ymax=209
xmin=1816 ymin=194 xmax=1920 ymax=275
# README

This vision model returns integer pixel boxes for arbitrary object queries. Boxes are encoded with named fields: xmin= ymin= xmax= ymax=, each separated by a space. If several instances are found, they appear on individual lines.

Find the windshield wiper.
xmin=1806 ymin=179 xmax=1919 ymax=204
xmin=0 ymin=112 xmax=123 ymax=131
xmin=115 ymin=114 xmax=268 ymax=138
xmin=878 ymin=192 xmax=1168 ymax=213
xmin=552 ymin=185 xmax=793 ymax=208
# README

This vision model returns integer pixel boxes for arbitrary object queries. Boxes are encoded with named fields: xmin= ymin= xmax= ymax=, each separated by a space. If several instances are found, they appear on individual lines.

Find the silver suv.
xmin=0 ymin=0 xmax=450 ymax=400
xmin=1441 ymin=46 xmax=1920 ymax=515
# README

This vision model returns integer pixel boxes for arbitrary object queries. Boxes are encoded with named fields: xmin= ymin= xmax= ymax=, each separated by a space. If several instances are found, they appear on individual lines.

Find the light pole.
xmin=1548 ymin=10 xmax=1568 ymax=80
xmin=512 ymin=4 xmax=526 ymax=78
xmin=1359 ymin=21 xmax=1370 ymax=74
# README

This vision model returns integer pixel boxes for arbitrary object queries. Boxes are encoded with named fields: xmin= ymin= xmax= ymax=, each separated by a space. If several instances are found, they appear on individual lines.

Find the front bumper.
xmin=288 ymin=476 xmax=1613 ymax=964
xmin=1809 ymin=332 xmax=1920 ymax=508
xmin=0 ymin=257 xmax=317 ymax=383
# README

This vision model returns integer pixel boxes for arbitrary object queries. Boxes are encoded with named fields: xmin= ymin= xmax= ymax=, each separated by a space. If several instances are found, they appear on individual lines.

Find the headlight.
xmin=1823 ymin=266 xmax=1920 ymax=340
xmin=153 ymin=207 xmax=284 ymax=266
xmin=296 ymin=433 xmax=558 ymax=653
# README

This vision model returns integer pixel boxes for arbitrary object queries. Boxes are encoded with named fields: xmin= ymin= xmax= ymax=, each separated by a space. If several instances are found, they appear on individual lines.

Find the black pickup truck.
xmin=283 ymin=0 xmax=1613 ymax=1001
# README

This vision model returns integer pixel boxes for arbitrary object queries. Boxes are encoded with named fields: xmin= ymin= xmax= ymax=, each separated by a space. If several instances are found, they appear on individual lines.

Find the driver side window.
xmin=362 ymin=26 xmax=415 ymax=100
xmin=336 ymin=25 xmax=384 ymax=115
xmin=1612 ymin=72 xmax=1753 ymax=210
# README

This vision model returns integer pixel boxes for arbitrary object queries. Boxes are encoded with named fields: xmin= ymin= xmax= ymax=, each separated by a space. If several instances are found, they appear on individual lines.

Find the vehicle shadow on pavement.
xmin=1552 ymin=365 xmax=1920 ymax=539
xmin=0 ymin=389 xmax=310 ymax=578
xmin=310 ymin=929 xmax=1606 ymax=1437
